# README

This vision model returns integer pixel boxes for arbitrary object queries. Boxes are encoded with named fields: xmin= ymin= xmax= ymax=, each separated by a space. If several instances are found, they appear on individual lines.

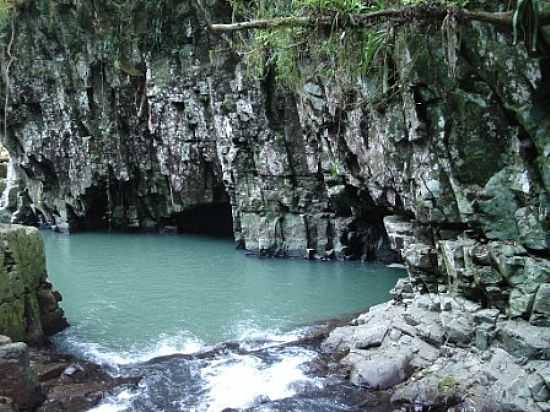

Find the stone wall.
xmin=0 ymin=224 xmax=67 ymax=344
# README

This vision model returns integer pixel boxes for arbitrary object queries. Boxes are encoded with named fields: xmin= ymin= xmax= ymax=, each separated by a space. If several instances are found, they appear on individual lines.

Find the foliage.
xmin=227 ymin=0 xmax=544 ymax=90
xmin=230 ymin=0 xmax=398 ymax=88
xmin=0 ymin=0 xmax=14 ymax=30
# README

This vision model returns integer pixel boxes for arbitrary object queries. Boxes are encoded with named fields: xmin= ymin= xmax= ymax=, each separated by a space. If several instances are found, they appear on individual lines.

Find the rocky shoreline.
xmin=322 ymin=279 xmax=550 ymax=412
xmin=0 ymin=224 xmax=138 ymax=412
xmin=0 ymin=338 xmax=139 ymax=412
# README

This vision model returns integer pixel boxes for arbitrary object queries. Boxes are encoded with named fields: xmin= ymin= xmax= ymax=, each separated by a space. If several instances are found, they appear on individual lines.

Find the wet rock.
xmin=0 ymin=398 xmax=16 ymax=412
xmin=0 ymin=342 xmax=43 ymax=411
xmin=321 ymin=326 xmax=356 ymax=353
xmin=28 ymin=348 xmax=140 ymax=412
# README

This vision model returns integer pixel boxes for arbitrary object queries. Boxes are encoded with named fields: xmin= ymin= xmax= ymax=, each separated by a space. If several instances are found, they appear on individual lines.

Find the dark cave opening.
xmin=69 ymin=185 xmax=110 ymax=231
xmin=174 ymin=202 xmax=234 ymax=237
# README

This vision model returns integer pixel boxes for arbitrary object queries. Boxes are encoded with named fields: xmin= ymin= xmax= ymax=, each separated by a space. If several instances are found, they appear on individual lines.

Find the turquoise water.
xmin=41 ymin=231 xmax=404 ymax=411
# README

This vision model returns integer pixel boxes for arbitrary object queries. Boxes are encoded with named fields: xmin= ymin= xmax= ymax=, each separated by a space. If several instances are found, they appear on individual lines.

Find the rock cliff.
xmin=0 ymin=1 xmax=549 ymax=409
xmin=1 ymin=1 xmax=547 ymax=258
xmin=1 ymin=0 xmax=548 ymax=315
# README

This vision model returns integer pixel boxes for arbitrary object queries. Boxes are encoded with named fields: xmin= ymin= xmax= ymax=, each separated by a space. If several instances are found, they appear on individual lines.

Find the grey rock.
xmin=474 ymin=309 xmax=500 ymax=326
xmin=353 ymin=322 xmax=390 ymax=349
xmin=440 ymin=311 xmax=475 ymax=346
xmin=497 ymin=320 xmax=550 ymax=360
xmin=515 ymin=207 xmax=548 ymax=251
xmin=346 ymin=350 xmax=412 ymax=389
xmin=320 ymin=326 xmax=356 ymax=353
xmin=0 ymin=343 xmax=42 ymax=411
xmin=531 ymin=284 xmax=550 ymax=326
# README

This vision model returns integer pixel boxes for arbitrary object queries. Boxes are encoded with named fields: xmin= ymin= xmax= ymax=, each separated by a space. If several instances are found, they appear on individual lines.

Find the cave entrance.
xmin=175 ymin=202 xmax=233 ymax=237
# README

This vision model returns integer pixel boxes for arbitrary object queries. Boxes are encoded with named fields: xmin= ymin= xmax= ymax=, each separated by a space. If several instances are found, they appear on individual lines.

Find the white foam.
xmin=54 ymin=331 xmax=204 ymax=370
xmin=88 ymin=389 xmax=137 ymax=412
xmin=55 ymin=326 xmax=326 ymax=411
xmin=200 ymin=348 xmax=323 ymax=411
xmin=233 ymin=322 xmax=315 ymax=351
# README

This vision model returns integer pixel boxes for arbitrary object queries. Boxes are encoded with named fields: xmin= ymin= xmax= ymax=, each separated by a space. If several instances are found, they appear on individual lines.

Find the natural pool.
xmin=42 ymin=231 xmax=405 ymax=411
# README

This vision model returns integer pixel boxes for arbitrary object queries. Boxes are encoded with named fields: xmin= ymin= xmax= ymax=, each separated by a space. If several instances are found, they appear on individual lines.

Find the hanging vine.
xmin=0 ymin=0 xmax=15 ymax=141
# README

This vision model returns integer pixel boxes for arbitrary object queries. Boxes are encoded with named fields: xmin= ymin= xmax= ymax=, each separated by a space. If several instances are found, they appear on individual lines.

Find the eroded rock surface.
xmin=2 ymin=1 xmax=547 ymax=264
xmin=0 ymin=1 xmax=549 ymax=409
xmin=324 ymin=284 xmax=550 ymax=411
xmin=0 ymin=224 xmax=67 ymax=344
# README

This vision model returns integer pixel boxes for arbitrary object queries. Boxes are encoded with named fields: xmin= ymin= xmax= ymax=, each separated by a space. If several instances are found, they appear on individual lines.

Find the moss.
xmin=0 ymin=299 xmax=25 ymax=341
xmin=4 ymin=226 xmax=46 ymax=289
xmin=437 ymin=375 xmax=459 ymax=395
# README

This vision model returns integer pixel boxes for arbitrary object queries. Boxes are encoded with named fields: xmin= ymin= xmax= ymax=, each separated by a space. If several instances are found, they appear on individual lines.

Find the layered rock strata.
xmin=2 ymin=0 xmax=548 ymax=312
xmin=1 ymin=1 xmax=548 ymax=262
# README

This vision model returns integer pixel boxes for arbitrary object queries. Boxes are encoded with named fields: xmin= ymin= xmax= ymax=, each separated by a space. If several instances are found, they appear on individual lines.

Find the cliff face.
xmin=1 ymin=2 xmax=549 ymax=319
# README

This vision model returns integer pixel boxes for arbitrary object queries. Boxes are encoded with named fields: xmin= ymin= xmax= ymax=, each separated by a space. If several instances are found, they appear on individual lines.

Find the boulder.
xmin=346 ymin=350 xmax=412 ymax=389
xmin=0 ymin=225 xmax=67 ymax=343
xmin=0 ymin=343 xmax=43 ymax=411
xmin=321 ymin=326 xmax=356 ymax=353
xmin=353 ymin=322 xmax=390 ymax=349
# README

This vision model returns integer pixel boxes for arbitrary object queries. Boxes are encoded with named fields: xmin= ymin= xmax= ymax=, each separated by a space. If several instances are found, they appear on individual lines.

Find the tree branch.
xmin=208 ymin=6 xmax=550 ymax=32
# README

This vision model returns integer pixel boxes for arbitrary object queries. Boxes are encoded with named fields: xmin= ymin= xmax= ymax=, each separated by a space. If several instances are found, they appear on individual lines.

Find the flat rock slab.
xmin=353 ymin=322 xmax=390 ymax=349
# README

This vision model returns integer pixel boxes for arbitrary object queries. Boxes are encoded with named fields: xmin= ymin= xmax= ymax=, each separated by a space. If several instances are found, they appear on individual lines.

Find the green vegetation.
xmin=220 ymin=0 xmax=548 ymax=89
xmin=0 ymin=0 xmax=14 ymax=29
xmin=438 ymin=375 xmax=459 ymax=393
